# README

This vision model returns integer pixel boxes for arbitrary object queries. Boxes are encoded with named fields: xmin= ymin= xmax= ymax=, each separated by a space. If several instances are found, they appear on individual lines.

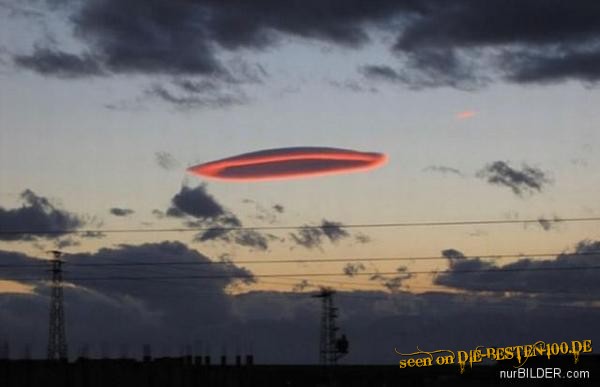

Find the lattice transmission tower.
xmin=312 ymin=288 xmax=348 ymax=365
xmin=47 ymin=250 xmax=68 ymax=360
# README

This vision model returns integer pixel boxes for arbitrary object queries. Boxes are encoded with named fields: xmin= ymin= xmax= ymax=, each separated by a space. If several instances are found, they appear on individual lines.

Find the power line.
xmin=2 ymin=265 xmax=599 ymax=282
xmin=0 ymin=216 xmax=598 ymax=236
xmin=257 ymin=278 xmax=598 ymax=297
xmin=1 ymin=251 xmax=599 ymax=269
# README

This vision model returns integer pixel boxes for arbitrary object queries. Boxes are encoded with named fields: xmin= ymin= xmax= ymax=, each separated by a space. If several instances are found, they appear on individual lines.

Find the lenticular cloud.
xmin=187 ymin=147 xmax=387 ymax=182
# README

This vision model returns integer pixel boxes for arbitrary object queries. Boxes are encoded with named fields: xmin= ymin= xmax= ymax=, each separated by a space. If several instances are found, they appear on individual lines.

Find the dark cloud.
xmin=289 ymin=228 xmax=323 ymax=250
xmin=167 ymin=184 xmax=226 ymax=220
xmin=423 ymin=165 xmax=464 ymax=177
xmin=361 ymin=56 xmax=487 ymax=91
xmin=537 ymin=218 xmax=552 ymax=231
xmin=369 ymin=266 xmax=411 ymax=292
xmin=291 ymin=279 xmax=312 ymax=292
xmin=166 ymin=184 xmax=270 ymax=251
xmin=536 ymin=216 xmax=562 ymax=231
xmin=0 ymin=243 xmax=598 ymax=363
xmin=13 ymin=1 xmax=600 ymax=88
xmin=14 ymin=48 xmax=103 ymax=78
xmin=109 ymin=207 xmax=134 ymax=217
xmin=154 ymin=152 xmax=179 ymax=171
xmin=442 ymin=248 xmax=466 ymax=261
xmin=174 ymin=79 xmax=220 ymax=94
xmin=343 ymin=263 xmax=366 ymax=277
xmin=195 ymin=227 xmax=230 ymax=243
xmin=289 ymin=219 xmax=353 ymax=250
xmin=0 ymin=241 xmax=256 ymax=358
xmin=54 ymin=236 xmax=81 ymax=249
xmin=14 ymin=0 xmax=410 ymax=78
xmin=145 ymin=84 xmax=247 ymax=110
xmin=79 ymin=231 xmax=105 ymax=239
xmin=0 ymin=189 xmax=84 ymax=241
xmin=354 ymin=233 xmax=371 ymax=244
xmin=502 ymin=47 xmax=600 ymax=84
xmin=194 ymin=228 xmax=269 ymax=252
xmin=387 ymin=0 xmax=600 ymax=87
xmin=72 ymin=0 xmax=223 ymax=76
xmin=435 ymin=241 xmax=600 ymax=295
xmin=476 ymin=161 xmax=551 ymax=196
xmin=321 ymin=220 xmax=350 ymax=242
xmin=329 ymin=79 xmax=378 ymax=93
xmin=232 ymin=230 xmax=269 ymax=251
xmin=360 ymin=65 xmax=402 ymax=83
xmin=242 ymin=199 xmax=282 ymax=225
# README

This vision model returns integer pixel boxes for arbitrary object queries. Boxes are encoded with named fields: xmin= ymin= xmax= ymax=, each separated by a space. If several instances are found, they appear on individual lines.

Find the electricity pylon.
xmin=47 ymin=250 xmax=68 ymax=361
xmin=312 ymin=288 xmax=348 ymax=365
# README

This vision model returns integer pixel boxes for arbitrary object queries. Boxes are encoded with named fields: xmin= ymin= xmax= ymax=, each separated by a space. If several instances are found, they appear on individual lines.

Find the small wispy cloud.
xmin=456 ymin=110 xmax=476 ymax=119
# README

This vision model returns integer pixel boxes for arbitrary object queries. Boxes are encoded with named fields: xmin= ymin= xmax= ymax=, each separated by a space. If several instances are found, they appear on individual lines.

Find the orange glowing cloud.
xmin=187 ymin=147 xmax=388 ymax=182
xmin=456 ymin=111 xmax=476 ymax=119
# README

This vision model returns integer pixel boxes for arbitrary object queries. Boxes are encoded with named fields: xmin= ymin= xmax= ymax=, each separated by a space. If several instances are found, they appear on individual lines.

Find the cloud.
xmin=361 ymin=53 xmax=487 ymax=91
xmin=109 ymin=208 xmax=134 ymax=217
xmin=54 ymin=236 xmax=81 ymax=249
xmin=0 ymin=189 xmax=84 ymax=241
xmin=231 ymin=230 xmax=269 ymax=251
xmin=289 ymin=228 xmax=323 ymax=250
xmin=343 ymin=263 xmax=366 ymax=277
xmin=321 ymin=220 xmax=350 ymax=242
xmin=195 ymin=228 xmax=269 ymax=251
xmin=536 ymin=216 xmax=562 ymax=231
xmin=167 ymin=184 xmax=228 ymax=220
xmin=476 ymin=161 xmax=551 ymax=196
xmin=187 ymin=147 xmax=387 ymax=182
xmin=0 ymin=243 xmax=598 ymax=363
xmin=154 ymin=152 xmax=179 ymax=171
xmin=0 ymin=1 xmax=45 ymax=19
xmin=360 ymin=65 xmax=403 ymax=83
xmin=388 ymin=1 xmax=600 ymax=86
xmin=166 ymin=184 xmax=271 ymax=251
xmin=442 ymin=248 xmax=466 ymax=262
xmin=14 ymin=48 xmax=103 ymax=78
xmin=151 ymin=209 xmax=165 ymax=219
xmin=13 ymin=1 xmax=600 ymax=89
xmin=289 ymin=220 xmax=353 ymax=250
xmin=145 ymin=83 xmax=248 ymax=110
xmin=456 ymin=111 xmax=476 ymax=120
xmin=435 ymin=241 xmax=600 ymax=295
xmin=329 ymin=79 xmax=378 ymax=93
xmin=71 ymin=0 xmax=223 ymax=76
xmin=291 ymin=279 xmax=312 ymax=292
xmin=369 ymin=266 xmax=411 ymax=292
xmin=0 ymin=241 xmax=257 ymax=357
xmin=423 ymin=165 xmax=464 ymax=177
xmin=354 ymin=233 xmax=371 ymax=244
xmin=242 ymin=199 xmax=282 ymax=224
xmin=500 ymin=42 xmax=600 ymax=85
xmin=80 ymin=231 xmax=105 ymax=239
xmin=14 ymin=0 xmax=406 ymax=79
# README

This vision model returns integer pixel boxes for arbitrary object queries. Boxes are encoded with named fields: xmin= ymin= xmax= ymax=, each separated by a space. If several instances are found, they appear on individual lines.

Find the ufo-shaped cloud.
xmin=187 ymin=147 xmax=387 ymax=182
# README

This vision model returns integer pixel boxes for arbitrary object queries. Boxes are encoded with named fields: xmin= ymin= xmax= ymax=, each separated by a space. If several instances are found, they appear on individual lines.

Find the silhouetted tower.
xmin=312 ymin=288 xmax=349 ymax=365
xmin=47 ymin=250 xmax=68 ymax=360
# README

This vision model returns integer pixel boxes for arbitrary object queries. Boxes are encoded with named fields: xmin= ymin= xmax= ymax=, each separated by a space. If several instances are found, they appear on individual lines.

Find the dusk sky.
xmin=0 ymin=1 xmax=599 ymax=363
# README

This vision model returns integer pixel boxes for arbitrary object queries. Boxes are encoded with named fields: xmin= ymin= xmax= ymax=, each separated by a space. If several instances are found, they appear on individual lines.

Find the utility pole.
xmin=312 ymin=288 xmax=348 ymax=366
xmin=47 ymin=250 xmax=68 ymax=361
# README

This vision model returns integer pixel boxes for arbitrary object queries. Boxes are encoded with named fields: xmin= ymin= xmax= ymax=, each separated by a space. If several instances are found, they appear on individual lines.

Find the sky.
xmin=0 ymin=0 xmax=599 ymax=363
